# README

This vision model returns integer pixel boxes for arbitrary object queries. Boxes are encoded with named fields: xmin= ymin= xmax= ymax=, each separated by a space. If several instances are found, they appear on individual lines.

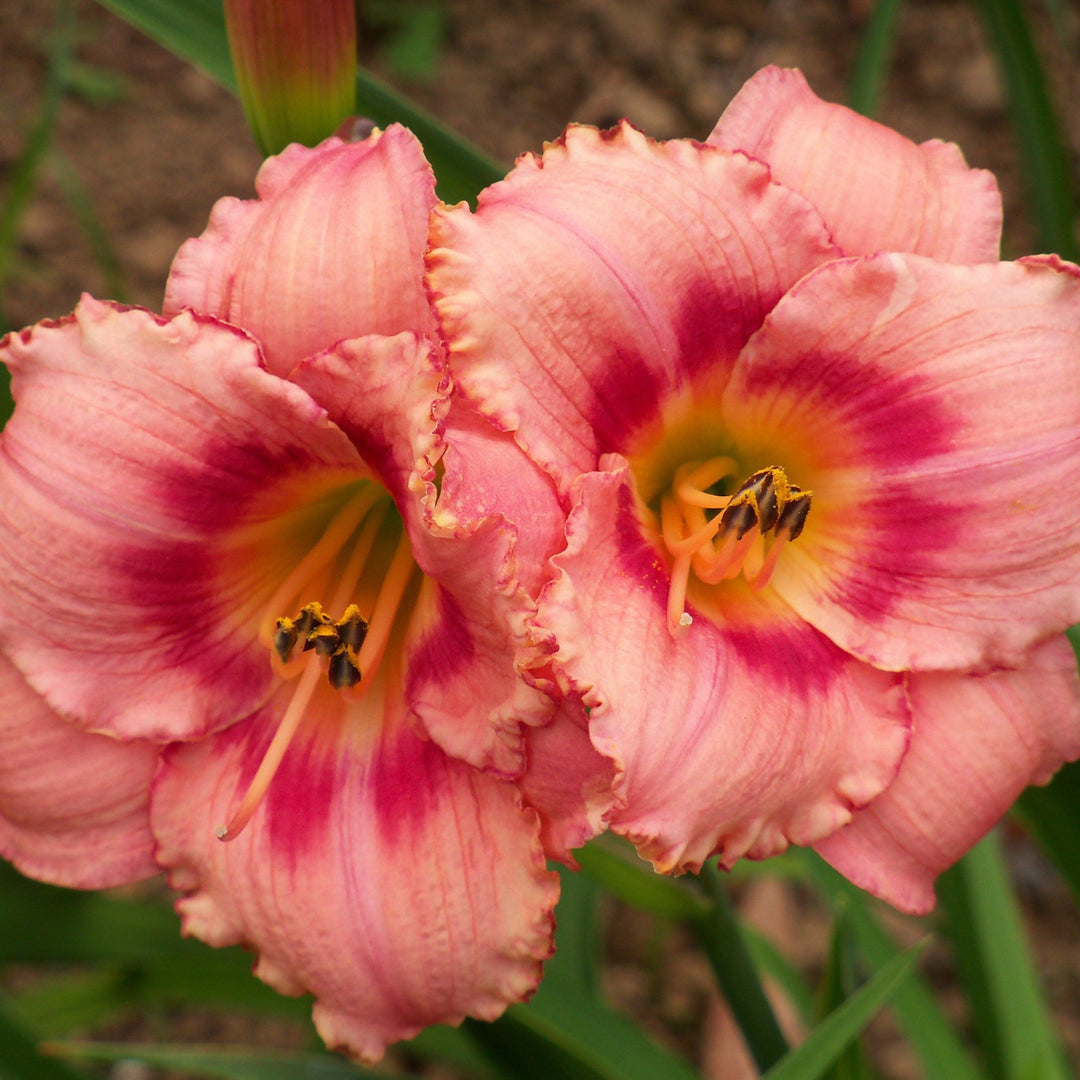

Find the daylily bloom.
xmin=0 ymin=125 xmax=561 ymax=1060
xmin=427 ymin=66 xmax=1080 ymax=914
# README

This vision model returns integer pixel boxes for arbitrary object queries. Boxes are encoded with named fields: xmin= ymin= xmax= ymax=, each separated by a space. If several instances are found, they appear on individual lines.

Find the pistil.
xmin=217 ymin=484 xmax=420 ymax=842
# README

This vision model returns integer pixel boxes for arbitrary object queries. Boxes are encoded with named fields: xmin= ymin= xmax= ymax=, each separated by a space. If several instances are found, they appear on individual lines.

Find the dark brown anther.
xmin=273 ymin=618 xmax=298 ymax=664
xmin=336 ymin=604 xmax=369 ymax=649
xmin=778 ymin=491 xmax=812 ymax=541
xmin=308 ymin=623 xmax=341 ymax=657
xmin=328 ymin=647 xmax=361 ymax=689
xmin=294 ymin=602 xmax=329 ymax=640
xmin=719 ymin=498 xmax=758 ymax=540
xmin=753 ymin=472 xmax=779 ymax=533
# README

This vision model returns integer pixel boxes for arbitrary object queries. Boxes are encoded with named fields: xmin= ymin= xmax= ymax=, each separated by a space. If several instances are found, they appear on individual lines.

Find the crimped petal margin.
xmin=428 ymin=122 xmax=837 ymax=488
xmin=164 ymin=125 xmax=438 ymax=377
xmin=723 ymin=253 xmax=1080 ymax=672
xmin=815 ymin=635 xmax=1080 ymax=914
xmin=538 ymin=457 xmax=911 ymax=872
xmin=708 ymin=66 xmax=1002 ymax=262
xmin=152 ymin=688 xmax=558 ymax=1063
xmin=291 ymin=337 xmax=560 ymax=775
xmin=0 ymin=298 xmax=361 ymax=741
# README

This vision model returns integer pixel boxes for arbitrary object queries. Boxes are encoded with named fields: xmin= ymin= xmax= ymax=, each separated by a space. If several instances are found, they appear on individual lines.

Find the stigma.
xmin=661 ymin=460 xmax=812 ymax=635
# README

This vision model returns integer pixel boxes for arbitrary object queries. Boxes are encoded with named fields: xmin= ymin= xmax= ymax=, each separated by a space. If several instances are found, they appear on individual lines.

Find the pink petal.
xmin=152 ymin=689 xmax=558 ymax=1062
xmin=538 ymin=458 xmax=911 ymax=872
xmin=708 ymin=66 xmax=1002 ymax=262
xmin=722 ymin=253 xmax=1080 ymax=672
xmin=292 ymin=339 xmax=562 ymax=776
xmin=0 ymin=653 xmax=159 ymax=888
xmin=0 ymin=298 xmax=361 ymax=741
xmin=815 ymin=635 xmax=1080 ymax=914
xmin=428 ymin=122 xmax=837 ymax=488
xmin=518 ymin=693 xmax=617 ymax=865
xmin=164 ymin=126 xmax=438 ymax=377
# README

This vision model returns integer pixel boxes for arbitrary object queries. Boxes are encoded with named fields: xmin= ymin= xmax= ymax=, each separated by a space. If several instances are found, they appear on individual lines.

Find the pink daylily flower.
xmin=427 ymin=66 xmax=1080 ymax=914
xmin=0 ymin=126 xmax=561 ymax=1060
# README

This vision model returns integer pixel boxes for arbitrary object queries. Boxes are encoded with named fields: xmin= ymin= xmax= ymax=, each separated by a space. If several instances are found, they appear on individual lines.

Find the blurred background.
xmin=2 ymin=0 xmax=1079 ymax=335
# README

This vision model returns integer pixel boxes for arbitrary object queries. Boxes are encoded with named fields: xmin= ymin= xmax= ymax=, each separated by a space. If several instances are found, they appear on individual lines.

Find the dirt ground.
xmin=3 ymin=0 xmax=1079 ymax=332
xmin=2 ymin=0 xmax=1080 ymax=1077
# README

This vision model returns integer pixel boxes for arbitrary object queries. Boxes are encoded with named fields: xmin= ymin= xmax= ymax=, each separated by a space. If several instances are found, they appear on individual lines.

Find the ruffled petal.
xmin=164 ymin=126 xmax=438 ymax=377
xmin=517 ymin=694 xmax=617 ymax=865
xmin=538 ymin=457 xmax=911 ymax=872
xmin=708 ymin=66 xmax=1002 ymax=262
xmin=292 ymin=338 xmax=562 ymax=775
xmin=152 ymin=685 xmax=558 ymax=1063
xmin=428 ymin=122 xmax=837 ymax=488
xmin=0 ymin=653 xmax=159 ymax=888
xmin=815 ymin=635 xmax=1080 ymax=914
xmin=722 ymin=253 xmax=1080 ymax=672
xmin=0 ymin=298 xmax=361 ymax=741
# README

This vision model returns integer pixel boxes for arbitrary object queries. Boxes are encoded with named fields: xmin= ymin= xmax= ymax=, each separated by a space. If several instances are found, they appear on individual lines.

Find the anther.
xmin=273 ymin=618 xmax=298 ymax=664
xmin=328 ymin=647 xmax=361 ymax=689
xmin=308 ymin=623 xmax=341 ymax=657
xmin=777 ymin=490 xmax=812 ymax=541
xmin=719 ymin=498 xmax=758 ymax=540
xmin=335 ymin=604 xmax=368 ymax=649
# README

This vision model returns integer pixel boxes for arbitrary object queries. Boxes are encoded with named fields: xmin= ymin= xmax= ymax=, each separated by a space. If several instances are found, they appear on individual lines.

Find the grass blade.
xmin=762 ymin=942 xmax=926 ymax=1080
xmin=848 ymin=0 xmax=904 ymax=118
xmin=937 ymin=831 xmax=1071 ymax=1080
xmin=973 ymin=0 xmax=1078 ymax=258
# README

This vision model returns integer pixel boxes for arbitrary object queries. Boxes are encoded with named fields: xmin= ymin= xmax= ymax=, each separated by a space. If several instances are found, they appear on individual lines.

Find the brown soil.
xmin=2 ymin=1 xmax=1079 ymax=1077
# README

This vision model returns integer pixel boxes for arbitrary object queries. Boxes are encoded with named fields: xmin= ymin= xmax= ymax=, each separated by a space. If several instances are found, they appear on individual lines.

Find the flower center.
xmin=660 ymin=458 xmax=812 ymax=635
xmin=216 ymin=480 xmax=420 ymax=841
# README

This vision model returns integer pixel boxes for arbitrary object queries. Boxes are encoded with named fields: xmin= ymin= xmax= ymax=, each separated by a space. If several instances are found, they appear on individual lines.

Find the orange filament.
xmin=217 ymin=485 xmax=419 ymax=842
xmin=216 ymin=654 xmax=322 ymax=841
xmin=660 ymin=459 xmax=811 ymax=634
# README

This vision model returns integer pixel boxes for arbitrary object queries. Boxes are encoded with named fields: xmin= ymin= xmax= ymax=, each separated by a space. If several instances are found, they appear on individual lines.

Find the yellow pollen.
xmin=661 ymin=460 xmax=812 ymax=634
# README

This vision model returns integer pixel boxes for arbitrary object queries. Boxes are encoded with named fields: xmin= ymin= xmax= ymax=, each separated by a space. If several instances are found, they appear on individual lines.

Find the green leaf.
xmin=742 ymin=926 xmax=816 ymax=1026
xmin=972 ymin=0 xmax=1078 ymax=259
xmin=938 ymin=831 xmax=1071 ymax=1080
xmin=94 ymin=0 xmax=236 ymax=87
xmin=847 ymin=0 xmax=904 ymax=118
xmin=816 ymin=908 xmax=874 ymax=1080
xmin=803 ymin=853 xmax=986 ymax=1080
xmin=0 ymin=997 xmax=93 ymax=1080
xmin=467 ymin=861 xmax=702 ymax=1080
xmin=7 ymin=971 xmax=133 ymax=1036
xmin=761 ymin=941 xmax=926 ymax=1080
xmin=575 ymin=836 xmax=706 ymax=921
xmin=93 ymin=0 xmax=502 ymax=203
xmin=691 ymin=862 xmax=789 ymax=1073
xmin=475 ymin=990 xmax=701 ymax=1080
xmin=44 ymin=1042 xmax=375 ymax=1080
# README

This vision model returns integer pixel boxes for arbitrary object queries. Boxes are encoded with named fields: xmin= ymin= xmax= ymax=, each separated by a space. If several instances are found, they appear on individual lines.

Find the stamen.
xmin=666 ymin=551 xmax=694 ymax=636
xmin=674 ymin=456 xmax=739 ymax=508
xmin=660 ymin=461 xmax=813 ymax=632
xmin=216 ymin=653 xmax=322 ymax=842
xmin=353 ymin=526 xmax=418 ymax=691
xmin=258 ymin=485 xmax=381 ymax=648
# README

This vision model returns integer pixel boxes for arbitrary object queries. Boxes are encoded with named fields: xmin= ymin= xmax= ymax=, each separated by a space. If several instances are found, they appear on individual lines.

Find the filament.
xmin=216 ymin=654 xmax=322 ymax=842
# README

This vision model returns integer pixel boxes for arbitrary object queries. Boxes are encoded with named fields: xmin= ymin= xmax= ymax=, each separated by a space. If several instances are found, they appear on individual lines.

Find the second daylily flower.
xmin=0 ymin=126 xmax=563 ymax=1061
xmin=428 ymin=66 xmax=1080 ymax=914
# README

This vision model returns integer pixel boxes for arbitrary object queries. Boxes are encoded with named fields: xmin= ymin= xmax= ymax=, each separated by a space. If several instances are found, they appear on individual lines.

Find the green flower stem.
xmin=691 ymin=861 xmax=789 ymax=1073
